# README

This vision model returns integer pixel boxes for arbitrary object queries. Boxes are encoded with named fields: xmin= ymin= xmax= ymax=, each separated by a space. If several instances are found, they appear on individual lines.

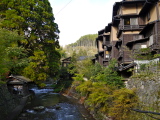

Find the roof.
xmin=105 ymin=23 xmax=112 ymax=33
xmin=98 ymin=29 xmax=105 ymax=35
xmin=139 ymin=0 xmax=159 ymax=15
xmin=140 ymin=21 xmax=156 ymax=34
xmin=119 ymin=14 xmax=139 ymax=18
xmin=112 ymin=2 xmax=121 ymax=17
xmin=62 ymin=57 xmax=71 ymax=62
xmin=98 ymin=51 xmax=104 ymax=55
xmin=139 ymin=2 xmax=153 ymax=15
xmin=126 ymin=37 xmax=149 ymax=46
xmin=8 ymin=75 xmax=32 ymax=84
xmin=96 ymin=35 xmax=103 ymax=41
xmin=112 ymin=0 xmax=145 ymax=18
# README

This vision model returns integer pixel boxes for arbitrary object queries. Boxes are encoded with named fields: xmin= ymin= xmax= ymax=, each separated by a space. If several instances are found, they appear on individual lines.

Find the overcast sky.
xmin=49 ymin=0 xmax=121 ymax=47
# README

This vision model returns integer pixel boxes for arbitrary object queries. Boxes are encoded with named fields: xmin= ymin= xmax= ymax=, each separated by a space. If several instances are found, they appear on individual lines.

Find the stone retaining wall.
xmin=0 ymin=84 xmax=20 ymax=120
xmin=126 ymin=77 xmax=160 ymax=105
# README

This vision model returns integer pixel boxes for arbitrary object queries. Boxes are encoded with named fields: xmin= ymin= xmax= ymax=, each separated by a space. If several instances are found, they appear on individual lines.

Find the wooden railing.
xmin=117 ymin=25 xmax=145 ymax=37
xmin=118 ymin=25 xmax=145 ymax=30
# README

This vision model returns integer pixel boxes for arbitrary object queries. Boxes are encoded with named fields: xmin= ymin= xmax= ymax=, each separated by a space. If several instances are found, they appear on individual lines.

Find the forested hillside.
xmin=64 ymin=34 xmax=97 ymax=57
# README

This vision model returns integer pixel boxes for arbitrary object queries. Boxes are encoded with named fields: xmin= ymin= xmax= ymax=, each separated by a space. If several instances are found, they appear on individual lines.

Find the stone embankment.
xmin=127 ymin=77 xmax=160 ymax=105
xmin=126 ymin=76 xmax=160 ymax=119
xmin=0 ymin=84 xmax=31 ymax=120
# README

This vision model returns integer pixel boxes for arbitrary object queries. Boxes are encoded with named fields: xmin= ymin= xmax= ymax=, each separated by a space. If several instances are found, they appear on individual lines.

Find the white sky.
xmin=49 ymin=0 xmax=121 ymax=47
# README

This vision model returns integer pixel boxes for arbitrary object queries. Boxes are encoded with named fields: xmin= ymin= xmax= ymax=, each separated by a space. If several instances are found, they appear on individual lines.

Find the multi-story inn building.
xmin=95 ymin=0 xmax=160 ymax=80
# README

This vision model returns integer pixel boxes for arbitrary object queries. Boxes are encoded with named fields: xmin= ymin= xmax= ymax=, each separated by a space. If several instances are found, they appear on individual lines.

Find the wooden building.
xmin=7 ymin=75 xmax=32 ymax=96
xmin=94 ymin=0 xmax=160 ymax=80
xmin=61 ymin=57 xmax=71 ymax=67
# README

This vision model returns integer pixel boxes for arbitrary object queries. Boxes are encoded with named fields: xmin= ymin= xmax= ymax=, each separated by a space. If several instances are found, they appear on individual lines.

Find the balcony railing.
xmin=117 ymin=25 xmax=146 ymax=37
xmin=119 ymin=25 xmax=145 ymax=30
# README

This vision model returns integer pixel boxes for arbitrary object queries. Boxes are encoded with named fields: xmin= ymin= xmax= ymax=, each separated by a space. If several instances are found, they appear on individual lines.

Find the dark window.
xmin=124 ymin=18 xmax=130 ymax=25
xmin=124 ymin=18 xmax=138 ymax=25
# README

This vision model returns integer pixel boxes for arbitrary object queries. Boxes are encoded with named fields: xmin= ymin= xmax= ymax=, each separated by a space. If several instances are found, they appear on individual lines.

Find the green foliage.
xmin=69 ymin=56 xmax=138 ymax=119
xmin=76 ymin=81 xmax=92 ymax=96
xmin=85 ymin=83 xmax=114 ymax=112
xmin=52 ymin=66 xmax=73 ymax=93
xmin=153 ymin=54 xmax=160 ymax=58
xmin=109 ymin=88 xmax=138 ymax=120
xmin=22 ymin=50 xmax=48 ymax=82
xmin=38 ymin=83 xmax=46 ymax=88
xmin=66 ymin=34 xmax=97 ymax=47
xmin=0 ymin=0 xmax=61 ymax=83
xmin=75 ymin=80 xmax=138 ymax=120
xmin=0 ymin=81 xmax=6 ymax=85
xmin=131 ymin=61 xmax=158 ymax=80
xmin=5 ymin=46 xmax=29 ymax=74
xmin=58 ymin=46 xmax=67 ymax=60
xmin=91 ymin=59 xmax=123 ymax=87
xmin=72 ymin=74 xmax=84 ymax=82
xmin=0 ymin=28 xmax=28 ymax=77
xmin=134 ymin=48 xmax=153 ymax=60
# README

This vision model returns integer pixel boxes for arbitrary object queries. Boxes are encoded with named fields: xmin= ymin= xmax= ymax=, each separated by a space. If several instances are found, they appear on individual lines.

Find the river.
xmin=16 ymin=86 xmax=95 ymax=120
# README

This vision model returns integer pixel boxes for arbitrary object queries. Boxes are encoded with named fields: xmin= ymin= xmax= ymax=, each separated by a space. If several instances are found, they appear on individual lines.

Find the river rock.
xmin=55 ymin=106 xmax=61 ymax=110
xmin=33 ymin=106 xmax=45 ymax=112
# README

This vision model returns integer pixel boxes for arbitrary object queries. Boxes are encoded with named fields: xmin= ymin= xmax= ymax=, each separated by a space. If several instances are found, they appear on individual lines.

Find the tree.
xmin=0 ymin=0 xmax=60 ymax=82
xmin=0 ymin=28 xmax=28 ymax=79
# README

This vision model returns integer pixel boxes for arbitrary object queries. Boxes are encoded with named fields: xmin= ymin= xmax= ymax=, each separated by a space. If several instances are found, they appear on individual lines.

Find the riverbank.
xmin=0 ymin=84 xmax=19 ymax=120
xmin=6 ymin=95 xmax=30 ymax=120
xmin=0 ymin=84 xmax=34 ymax=120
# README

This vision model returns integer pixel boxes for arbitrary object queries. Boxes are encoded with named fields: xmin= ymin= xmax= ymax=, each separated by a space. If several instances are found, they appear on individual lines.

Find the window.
xmin=106 ymin=54 xmax=109 ymax=58
xmin=130 ymin=18 xmax=138 ymax=25
xmin=124 ymin=18 xmax=130 ymax=25
xmin=105 ymin=51 xmax=109 ymax=58
xmin=124 ymin=18 xmax=138 ymax=25
xmin=134 ymin=44 xmax=147 ymax=49
xmin=133 ymin=35 xmax=143 ymax=40
xmin=141 ymin=45 xmax=147 ymax=48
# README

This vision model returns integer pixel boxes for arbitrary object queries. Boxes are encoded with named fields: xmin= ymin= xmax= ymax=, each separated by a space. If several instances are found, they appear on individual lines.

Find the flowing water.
xmin=17 ymin=86 xmax=95 ymax=120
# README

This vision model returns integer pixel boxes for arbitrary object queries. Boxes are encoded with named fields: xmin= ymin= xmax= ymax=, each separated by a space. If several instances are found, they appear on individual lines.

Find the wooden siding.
xmin=138 ymin=16 xmax=145 ymax=25
xmin=157 ymin=22 xmax=160 ymax=45
xmin=111 ymin=41 xmax=119 ymax=60
xmin=122 ymin=34 xmax=133 ymax=63
xmin=123 ymin=34 xmax=133 ymax=45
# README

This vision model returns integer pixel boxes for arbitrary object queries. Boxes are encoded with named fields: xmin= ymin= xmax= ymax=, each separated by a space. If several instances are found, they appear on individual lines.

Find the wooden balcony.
xmin=117 ymin=25 xmax=145 ymax=37
xmin=103 ymin=41 xmax=110 ymax=46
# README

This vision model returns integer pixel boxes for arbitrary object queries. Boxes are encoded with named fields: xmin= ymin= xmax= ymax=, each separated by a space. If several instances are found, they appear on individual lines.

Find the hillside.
xmin=64 ymin=34 xmax=98 ymax=57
